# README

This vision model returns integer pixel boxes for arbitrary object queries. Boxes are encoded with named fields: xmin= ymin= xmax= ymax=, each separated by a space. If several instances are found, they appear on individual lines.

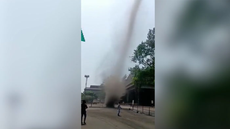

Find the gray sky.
xmin=81 ymin=0 xmax=155 ymax=92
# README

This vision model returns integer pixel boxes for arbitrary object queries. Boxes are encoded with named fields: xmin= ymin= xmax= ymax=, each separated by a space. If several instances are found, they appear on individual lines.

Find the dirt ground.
xmin=81 ymin=107 xmax=154 ymax=129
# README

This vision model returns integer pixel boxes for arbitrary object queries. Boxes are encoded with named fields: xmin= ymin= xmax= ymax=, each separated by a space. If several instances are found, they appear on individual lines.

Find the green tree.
xmin=129 ymin=28 xmax=155 ymax=88
xmin=81 ymin=93 xmax=84 ymax=99
xmin=82 ymin=91 xmax=97 ymax=103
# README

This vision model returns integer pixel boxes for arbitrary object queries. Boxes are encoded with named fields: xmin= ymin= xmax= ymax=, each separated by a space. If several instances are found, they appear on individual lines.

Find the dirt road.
xmin=81 ymin=108 xmax=154 ymax=129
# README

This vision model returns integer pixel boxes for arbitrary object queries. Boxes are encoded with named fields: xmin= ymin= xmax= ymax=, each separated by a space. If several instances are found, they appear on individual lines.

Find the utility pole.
xmin=84 ymin=75 xmax=89 ymax=89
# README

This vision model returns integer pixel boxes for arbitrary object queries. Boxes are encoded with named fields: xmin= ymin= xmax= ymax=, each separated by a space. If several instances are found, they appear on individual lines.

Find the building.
xmin=84 ymin=84 xmax=105 ymax=102
xmin=84 ymin=85 xmax=102 ymax=96
xmin=122 ymin=74 xmax=155 ymax=106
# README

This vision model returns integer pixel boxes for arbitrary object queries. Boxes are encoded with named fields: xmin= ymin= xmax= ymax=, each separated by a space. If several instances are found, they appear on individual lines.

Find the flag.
xmin=81 ymin=30 xmax=85 ymax=42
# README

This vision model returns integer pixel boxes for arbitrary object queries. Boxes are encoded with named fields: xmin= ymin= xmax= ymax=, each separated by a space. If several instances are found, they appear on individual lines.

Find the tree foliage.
xmin=81 ymin=91 xmax=97 ymax=102
xmin=129 ymin=28 xmax=155 ymax=87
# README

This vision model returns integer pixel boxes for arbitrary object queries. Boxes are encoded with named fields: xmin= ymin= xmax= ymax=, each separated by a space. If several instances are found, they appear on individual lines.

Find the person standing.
xmin=117 ymin=102 xmax=122 ymax=116
xmin=81 ymin=100 xmax=88 ymax=125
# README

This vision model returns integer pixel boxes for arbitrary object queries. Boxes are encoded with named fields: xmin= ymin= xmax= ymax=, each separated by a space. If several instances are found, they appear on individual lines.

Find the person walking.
xmin=117 ymin=102 xmax=122 ymax=116
xmin=81 ymin=100 xmax=88 ymax=125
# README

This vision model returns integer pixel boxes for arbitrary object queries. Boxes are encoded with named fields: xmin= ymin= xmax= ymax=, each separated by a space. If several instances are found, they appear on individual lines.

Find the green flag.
xmin=81 ymin=30 xmax=85 ymax=42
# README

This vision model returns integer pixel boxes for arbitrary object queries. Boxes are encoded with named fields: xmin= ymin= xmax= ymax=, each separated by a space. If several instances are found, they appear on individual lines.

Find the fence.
xmin=87 ymin=102 xmax=155 ymax=117
xmin=118 ymin=103 xmax=155 ymax=117
xmin=87 ymin=102 xmax=105 ymax=108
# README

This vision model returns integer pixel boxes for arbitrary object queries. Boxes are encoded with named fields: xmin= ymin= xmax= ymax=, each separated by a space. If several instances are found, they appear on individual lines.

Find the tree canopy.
xmin=129 ymin=28 xmax=155 ymax=88
xmin=81 ymin=91 xmax=97 ymax=102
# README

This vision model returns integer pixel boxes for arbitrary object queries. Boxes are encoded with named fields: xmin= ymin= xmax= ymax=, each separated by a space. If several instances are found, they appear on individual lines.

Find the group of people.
xmin=81 ymin=100 xmax=122 ymax=125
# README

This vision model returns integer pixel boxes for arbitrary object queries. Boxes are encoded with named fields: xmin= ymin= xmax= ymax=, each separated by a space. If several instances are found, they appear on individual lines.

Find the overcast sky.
xmin=81 ymin=0 xmax=155 ymax=92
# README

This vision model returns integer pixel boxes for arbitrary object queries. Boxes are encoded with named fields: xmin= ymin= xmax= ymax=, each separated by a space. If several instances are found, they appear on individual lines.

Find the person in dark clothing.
xmin=81 ymin=100 xmax=88 ymax=125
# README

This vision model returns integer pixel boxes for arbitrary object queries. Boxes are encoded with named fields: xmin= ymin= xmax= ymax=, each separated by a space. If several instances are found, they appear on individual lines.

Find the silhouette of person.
xmin=117 ymin=102 xmax=122 ymax=116
xmin=81 ymin=100 xmax=88 ymax=125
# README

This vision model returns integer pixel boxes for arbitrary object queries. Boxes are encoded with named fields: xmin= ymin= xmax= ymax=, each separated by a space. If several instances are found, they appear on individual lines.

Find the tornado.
xmin=101 ymin=0 xmax=142 ymax=108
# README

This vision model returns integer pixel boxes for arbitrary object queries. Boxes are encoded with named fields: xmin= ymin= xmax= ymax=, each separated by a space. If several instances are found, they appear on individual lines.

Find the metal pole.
xmin=85 ymin=77 xmax=88 ymax=89
xmin=142 ymin=105 xmax=143 ymax=113
xmin=137 ymin=86 xmax=140 ymax=113
xmin=84 ymin=75 xmax=89 ymax=89
xmin=150 ymin=100 xmax=153 ymax=116
xmin=132 ymin=100 xmax=134 ymax=110
xmin=149 ymin=106 xmax=150 ymax=115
